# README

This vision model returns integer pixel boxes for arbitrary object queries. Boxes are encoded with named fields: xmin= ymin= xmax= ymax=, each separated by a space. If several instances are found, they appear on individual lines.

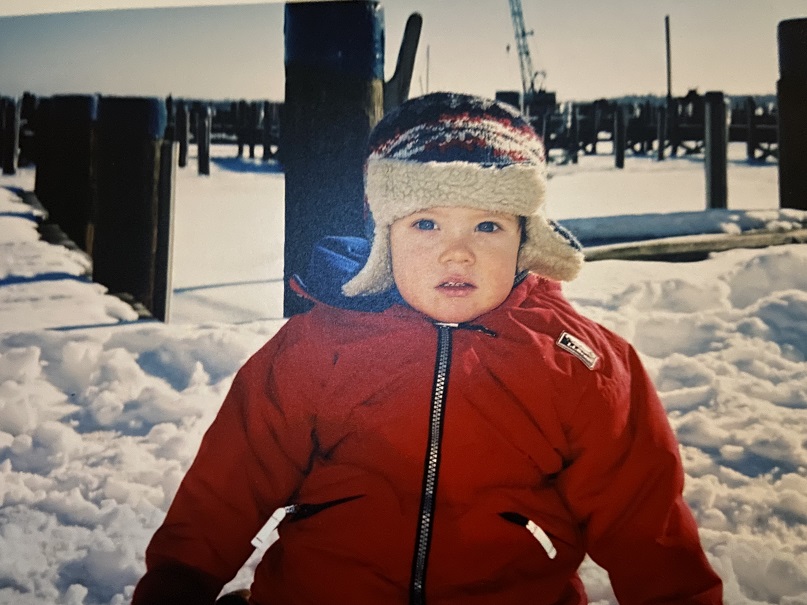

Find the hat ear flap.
xmin=342 ymin=227 xmax=395 ymax=296
xmin=518 ymin=215 xmax=584 ymax=282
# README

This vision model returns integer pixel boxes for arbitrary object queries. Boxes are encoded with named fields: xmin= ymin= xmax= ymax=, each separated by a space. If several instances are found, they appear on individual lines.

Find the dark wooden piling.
xmin=745 ymin=96 xmax=757 ymax=162
xmin=93 ymin=96 xmax=172 ymax=319
xmin=1 ymin=97 xmax=20 ymax=175
xmin=614 ymin=105 xmax=626 ymax=169
xmin=196 ymin=104 xmax=211 ymax=176
xmin=777 ymin=18 xmax=807 ymax=210
xmin=383 ymin=12 xmax=422 ymax=113
xmin=656 ymin=105 xmax=666 ymax=161
xmin=34 ymin=95 xmax=99 ymax=253
xmin=176 ymin=100 xmax=189 ymax=168
xmin=262 ymin=101 xmax=278 ymax=161
xmin=248 ymin=101 xmax=260 ymax=158
xmin=704 ymin=91 xmax=728 ymax=209
xmin=568 ymin=104 xmax=579 ymax=164
xmin=18 ymin=92 xmax=37 ymax=167
xmin=153 ymin=139 xmax=177 ymax=322
xmin=283 ymin=1 xmax=385 ymax=317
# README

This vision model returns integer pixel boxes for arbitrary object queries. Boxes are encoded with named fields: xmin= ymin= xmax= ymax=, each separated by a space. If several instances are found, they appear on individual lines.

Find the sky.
xmin=0 ymin=1 xmax=806 ymax=102
xmin=2 ymin=143 xmax=807 ymax=603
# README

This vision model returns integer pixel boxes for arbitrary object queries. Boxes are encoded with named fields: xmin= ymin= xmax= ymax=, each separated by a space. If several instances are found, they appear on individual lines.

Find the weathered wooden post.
xmin=1 ymin=97 xmax=20 ymax=175
xmin=176 ymin=100 xmax=189 ymax=168
xmin=656 ymin=104 xmax=666 ymax=161
xmin=235 ymin=100 xmax=247 ymax=158
xmin=93 ymin=96 xmax=173 ymax=320
xmin=34 ymin=95 xmax=99 ymax=253
xmin=248 ymin=101 xmax=260 ymax=158
xmin=667 ymin=97 xmax=679 ymax=157
xmin=642 ymin=100 xmax=654 ymax=154
xmin=383 ymin=12 xmax=422 ymax=113
xmin=614 ymin=104 xmax=626 ymax=169
xmin=154 ymin=138 xmax=177 ymax=321
xmin=262 ymin=100 xmax=273 ymax=160
xmin=704 ymin=91 xmax=728 ymax=209
xmin=777 ymin=18 xmax=807 ymax=210
xmin=282 ymin=1 xmax=385 ymax=317
xmin=568 ymin=103 xmax=579 ymax=164
xmin=196 ymin=103 xmax=211 ymax=176
xmin=745 ymin=96 xmax=757 ymax=162
xmin=164 ymin=95 xmax=175 ymax=140
xmin=18 ymin=92 xmax=37 ymax=167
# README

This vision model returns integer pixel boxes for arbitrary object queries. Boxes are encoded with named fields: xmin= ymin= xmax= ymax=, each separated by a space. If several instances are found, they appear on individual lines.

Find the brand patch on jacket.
xmin=556 ymin=331 xmax=599 ymax=370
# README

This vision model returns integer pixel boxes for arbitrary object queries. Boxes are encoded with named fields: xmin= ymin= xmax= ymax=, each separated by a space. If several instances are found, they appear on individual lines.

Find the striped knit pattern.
xmin=367 ymin=94 xmax=545 ymax=167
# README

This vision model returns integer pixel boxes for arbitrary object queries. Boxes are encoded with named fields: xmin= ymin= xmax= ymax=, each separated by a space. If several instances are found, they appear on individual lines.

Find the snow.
xmin=0 ymin=143 xmax=806 ymax=604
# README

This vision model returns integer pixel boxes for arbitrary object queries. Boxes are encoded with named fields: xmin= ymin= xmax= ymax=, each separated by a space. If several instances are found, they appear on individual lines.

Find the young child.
xmin=133 ymin=93 xmax=722 ymax=605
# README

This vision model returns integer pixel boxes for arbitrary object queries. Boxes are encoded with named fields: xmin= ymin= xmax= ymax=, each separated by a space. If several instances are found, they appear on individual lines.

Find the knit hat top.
xmin=341 ymin=92 xmax=584 ymax=297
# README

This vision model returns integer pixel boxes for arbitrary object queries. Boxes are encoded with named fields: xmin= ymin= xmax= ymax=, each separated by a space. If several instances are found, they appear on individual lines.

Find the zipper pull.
xmin=499 ymin=512 xmax=557 ymax=559
xmin=251 ymin=506 xmax=294 ymax=549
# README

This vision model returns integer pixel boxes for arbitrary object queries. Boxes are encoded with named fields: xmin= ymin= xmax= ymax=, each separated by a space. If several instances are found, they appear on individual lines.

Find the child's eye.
xmin=476 ymin=221 xmax=501 ymax=233
xmin=413 ymin=219 xmax=436 ymax=230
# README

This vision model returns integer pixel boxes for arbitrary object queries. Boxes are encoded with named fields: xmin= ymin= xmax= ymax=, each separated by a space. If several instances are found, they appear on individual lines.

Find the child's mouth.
xmin=437 ymin=281 xmax=476 ymax=296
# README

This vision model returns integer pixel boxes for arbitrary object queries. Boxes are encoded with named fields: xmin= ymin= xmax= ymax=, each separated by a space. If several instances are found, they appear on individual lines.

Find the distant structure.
xmin=503 ymin=0 xmax=555 ymax=121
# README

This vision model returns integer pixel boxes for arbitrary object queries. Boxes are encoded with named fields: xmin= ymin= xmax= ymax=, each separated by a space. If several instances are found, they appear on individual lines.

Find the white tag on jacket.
xmin=556 ymin=331 xmax=599 ymax=370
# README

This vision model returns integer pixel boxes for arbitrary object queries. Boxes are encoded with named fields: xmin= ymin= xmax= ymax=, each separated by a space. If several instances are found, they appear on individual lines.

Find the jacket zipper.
xmin=409 ymin=322 xmax=454 ymax=605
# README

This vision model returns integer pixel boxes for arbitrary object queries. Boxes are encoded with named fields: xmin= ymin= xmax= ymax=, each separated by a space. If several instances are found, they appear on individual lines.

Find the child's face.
xmin=389 ymin=206 xmax=521 ymax=323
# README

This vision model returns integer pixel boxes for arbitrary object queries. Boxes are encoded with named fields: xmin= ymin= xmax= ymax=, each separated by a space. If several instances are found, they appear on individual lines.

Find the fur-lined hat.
xmin=342 ymin=92 xmax=584 ymax=297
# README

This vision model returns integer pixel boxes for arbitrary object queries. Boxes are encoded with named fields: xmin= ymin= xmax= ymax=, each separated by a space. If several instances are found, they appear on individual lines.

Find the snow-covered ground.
xmin=1 ymin=143 xmax=806 ymax=604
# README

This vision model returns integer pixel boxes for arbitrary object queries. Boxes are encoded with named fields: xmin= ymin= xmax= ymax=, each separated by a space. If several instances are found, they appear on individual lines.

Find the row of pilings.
xmin=0 ymin=5 xmax=805 ymax=321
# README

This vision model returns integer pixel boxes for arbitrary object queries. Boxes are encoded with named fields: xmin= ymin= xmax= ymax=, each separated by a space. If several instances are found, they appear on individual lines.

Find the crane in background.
xmin=505 ymin=0 xmax=555 ymax=120
xmin=508 ymin=0 xmax=545 ymax=110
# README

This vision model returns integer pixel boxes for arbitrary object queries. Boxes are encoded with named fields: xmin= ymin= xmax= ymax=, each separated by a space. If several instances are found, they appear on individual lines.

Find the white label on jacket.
xmin=556 ymin=331 xmax=599 ymax=370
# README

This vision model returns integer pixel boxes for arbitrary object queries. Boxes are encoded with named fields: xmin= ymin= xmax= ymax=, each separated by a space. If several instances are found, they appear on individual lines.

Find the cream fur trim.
xmin=364 ymin=158 xmax=546 ymax=225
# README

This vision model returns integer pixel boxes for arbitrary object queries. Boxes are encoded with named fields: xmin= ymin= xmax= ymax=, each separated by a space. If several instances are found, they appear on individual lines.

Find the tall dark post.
xmin=93 ymin=96 xmax=170 ymax=316
xmin=567 ymin=104 xmax=579 ymax=164
xmin=1 ymin=97 xmax=20 ymax=175
xmin=383 ymin=12 xmax=422 ymax=113
xmin=34 ymin=95 xmax=99 ymax=252
xmin=745 ymin=96 xmax=757 ymax=162
xmin=667 ymin=97 xmax=679 ymax=157
xmin=249 ymin=101 xmax=260 ymax=158
xmin=196 ymin=104 xmax=211 ymax=176
xmin=656 ymin=104 xmax=666 ymax=161
xmin=283 ymin=1 xmax=385 ymax=316
xmin=154 ymin=139 xmax=177 ymax=322
xmin=18 ymin=92 xmax=38 ymax=167
xmin=176 ymin=100 xmax=189 ymax=168
xmin=236 ymin=99 xmax=247 ymax=158
xmin=704 ymin=91 xmax=728 ymax=209
xmin=665 ymin=15 xmax=672 ymax=100
xmin=614 ymin=105 xmax=626 ymax=169
xmin=262 ymin=100 xmax=276 ymax=160
xmin=777 ymin=18 xmax=807 ymax=210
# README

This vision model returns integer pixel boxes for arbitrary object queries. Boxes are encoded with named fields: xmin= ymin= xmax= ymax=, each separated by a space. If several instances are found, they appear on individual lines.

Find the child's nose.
xmin=438 ymin=235 xmax=475 ymax=265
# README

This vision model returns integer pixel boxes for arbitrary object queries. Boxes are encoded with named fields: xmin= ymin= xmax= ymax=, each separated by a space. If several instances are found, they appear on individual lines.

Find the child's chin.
xmin=424 ymin=306 xmax=489 ymax=324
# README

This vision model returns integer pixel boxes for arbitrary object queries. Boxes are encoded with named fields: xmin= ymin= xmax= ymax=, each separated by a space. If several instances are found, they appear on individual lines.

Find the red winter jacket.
xmin=132 ymin=275 xmax=722 ymax=605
